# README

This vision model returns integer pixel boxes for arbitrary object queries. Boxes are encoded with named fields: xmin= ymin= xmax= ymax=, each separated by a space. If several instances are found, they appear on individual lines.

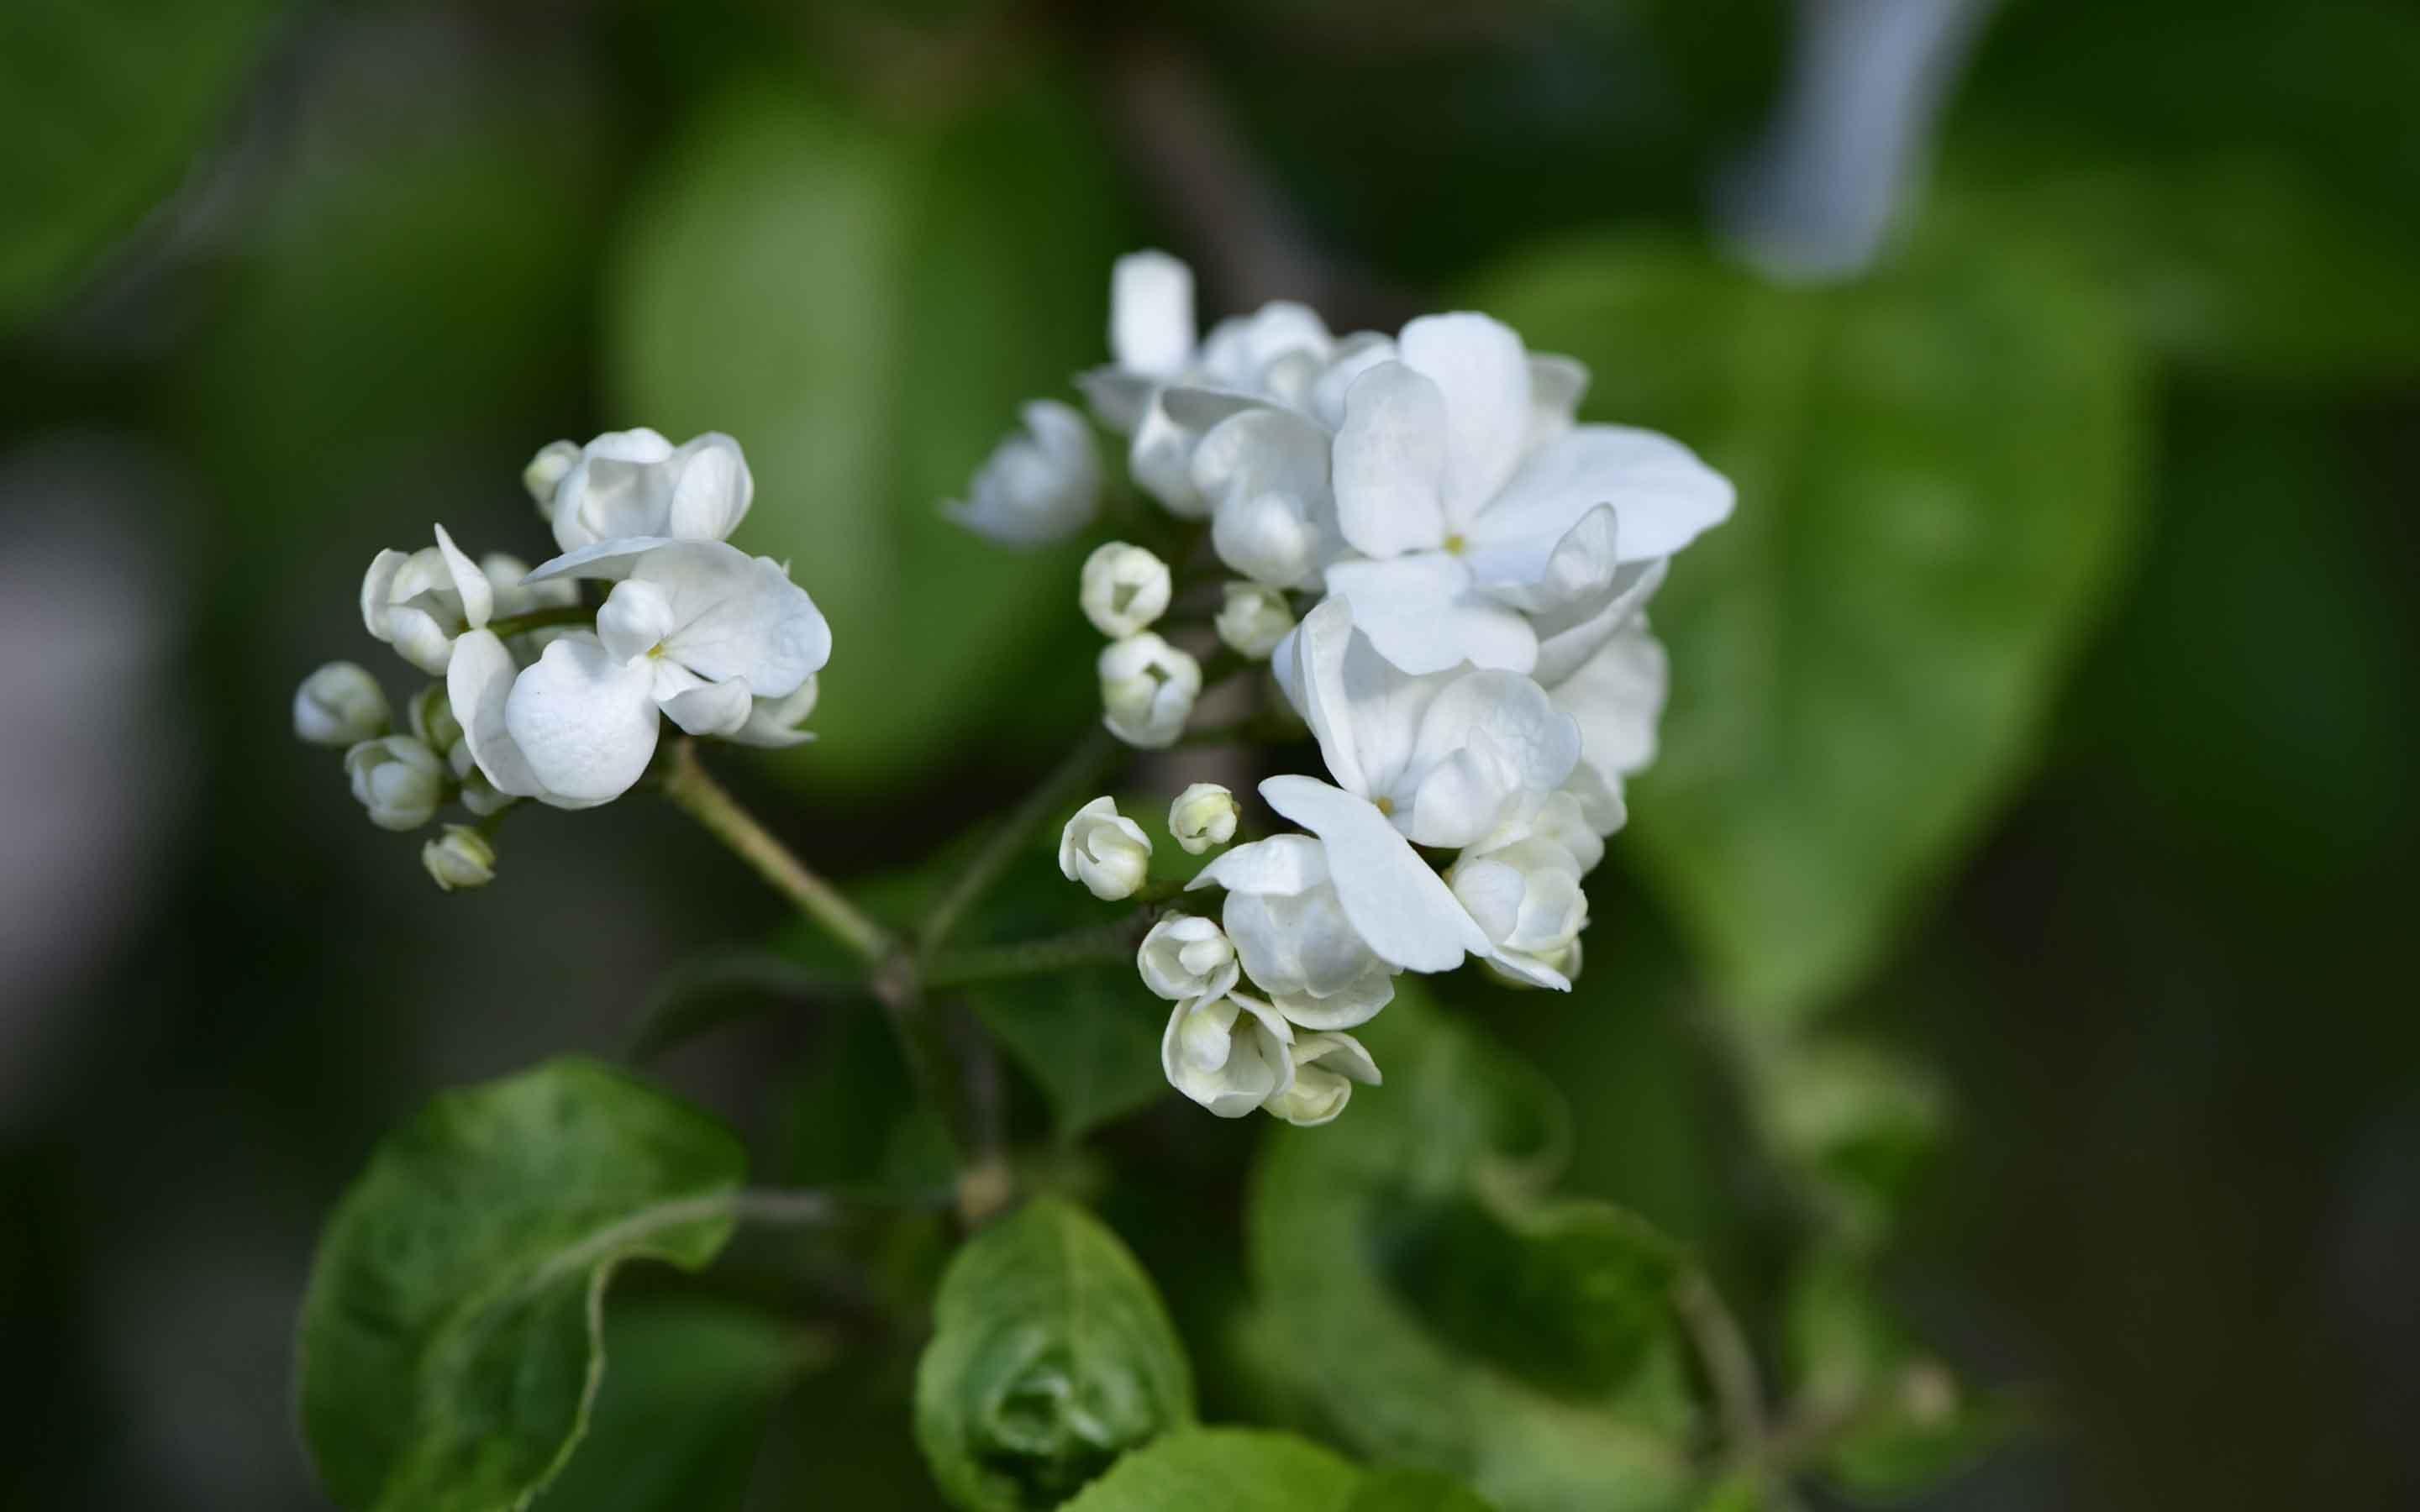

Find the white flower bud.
xmin=344 ymin=735 xmax=445 ymax=832
xmin=457 ymin=764 xmax=515 ymax=818
xmin=1168 ymin=782 xmax=1239 ymax=854
xmin=1213 ymin=583 xmax=1295 ymax=661
xmin=944 ymin=400 xmax=1102 ymax=547
xmin=407 ymin=682 xmax=464 ymax=758
xmin=293 ymin=661 xmax=390 ymax=747
xmin=1099 ymin=632 xmax=1200 ymax=749
xmin=1450 ymin=836 xmax=1588 ymax=984
xmin=1260 ymin=1032 xmax=1381 ymax=1126
xmin=1137 ymin=914 xmax=1239 ymax=1001
xmin=1160 ymin=990 xmax=1295 ymax=1118
xmin=1058 ymin=795 xmax=1153 ymax=900
xmin=421 ymin=824 xmax=496 ymax=891
xmin=1079 ymin=542 xmax=1172 ymax=638
xmin=523 ymin=439 xmax=581 ymax=511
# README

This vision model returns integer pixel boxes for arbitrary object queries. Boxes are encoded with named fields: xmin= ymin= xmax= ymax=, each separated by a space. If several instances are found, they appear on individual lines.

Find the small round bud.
xmin=1079 ymin=542 xmax=1172 ymax=638
xmin=408 ymin=682 xmax=464 ymax=758
xmin=1213 ymin=582 xmax=1296 ymax=660
xmin=293 ymin=661 xmax=390 ymax=747
xmin=457 ymin=764 xmax=515 ymax=817
xmin=1058 ymin=795 xmax=1152 ymax=900
xmin=1260 ymin=1032 xmax=1381 ymax=1126
xmin=421 ymin=824 xmax=496 ymax=891
xmin=1137 ymin=914 xmax=1239 ymax=1001
xmin=343 ymin=735 xmax=446 ymax=832
xmin=1098 ymin=632 xmax=1200 ymax=750
xmin=1167 ymin=782 xmax=1239 ymax=854
xmin=523 ymin=439 xmax=581 ymax=512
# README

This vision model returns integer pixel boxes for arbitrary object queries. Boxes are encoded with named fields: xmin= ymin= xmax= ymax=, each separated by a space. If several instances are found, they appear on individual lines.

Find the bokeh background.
xmin=3 ymin=1 xmax=2416 ymax=1507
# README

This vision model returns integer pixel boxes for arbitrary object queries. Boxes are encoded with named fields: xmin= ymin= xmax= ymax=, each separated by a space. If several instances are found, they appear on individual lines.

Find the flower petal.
xmin=1189 ymin=832 xmax=1329 ymax=896
xmin=1476 ymin=423 xmax=1734 ymax=564
xmin=1332 ymin=362 xmax=1450 ymax=560
xmin=447 ymin=629 xmax=547 ymax=799
xmin=1110 ymin=250 xmax=1195 ymax=377
xmin=1323 ymin=554 xmax=1537 ymax=675
xmin=660 ymin=675 xmax=755 ymax=737
xmin=639 ymin=542 xmax=832 ymax=697
xmin=1533 ymin=555 xmax=1666 ymax=689
xmin=1259 ymin=774 xmax=1491 ymax=973
xmin=503 ymin=634 xmax=661 ymax=802
xmin=433 ymin=523 xmax=492 ymax=631
xmin=1399 ymin=670 xmax=1582 ymax=847
xmin=666 ymin=433 xmax=753 ymax=542
xmin=1398 ymin=312 xmax=1532 ymax=522
xmin=523 ymin=535 xmax=681 ymax=585
xmin=596 ymin=578 xmax=677 ymax=663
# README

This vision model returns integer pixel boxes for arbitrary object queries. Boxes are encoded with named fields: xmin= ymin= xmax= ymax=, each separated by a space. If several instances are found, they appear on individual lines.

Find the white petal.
xmin=1526 ymin=354 xmax=1591 ymax=449
xmin=524 ymin=535 xmax=680 ymax=584
xmin=1532 ymin=556 xmax=1666 ymax=689
xmin=1160 ymin=993 xmax=1295 ymax=1118
xmin=1399 ymin=670 xmax=1582 ymax=847
xmin=386 ymin=606 xmax=457 ymax=676
xmin=1075 ymin=365 xmax=1155 ymax=433
xmin=1270 ymin=964 xmax=1395 ymax=1032
xmin=1398 ymin=312 xmax=1532 ymax=522
xmin=360 ymin=549 xmax=408 ymax=637
xmin=447 ymin=629 xmax=548 ymax=799
xmin=504 ymin=635 xmax=662 ymax=802
xmin=1191 ymin=405 xmax=1328 ymax=510
xmin=640 ymin=543 xmax=832 ymax=698
xmin=1258 ymin=774 xmax=1490 ymax=974
xmin=661 ymin=675 xmax=755 ymax=736
xmin=433 ymin=523 xmax=492 ymax=631
xmin=1469 ymin=503 xmax=1619 ymax=616
xmin=1476 ymin=424 xmax=1734 ymax=564
xmin=1190 ymin=833 xmax=1328 ymax=896
xmin=596 ymin=577 xmax=677 ymax=663
xmin=1554 ymin=621 xmax=1668 ymax=829
xmin=1323 ymin=554 xmax=1537 ymax=675
xmin=1332 ymin=362 xmax=1450 ymax=559
xmin=1111 ymin=250 xmax=1196 ymax=377
xmin=667 ymin=433 xmax=753 ymax=541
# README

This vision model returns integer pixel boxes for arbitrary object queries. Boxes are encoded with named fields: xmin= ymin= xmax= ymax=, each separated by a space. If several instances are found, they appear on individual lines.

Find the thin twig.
xmin=917 ymin=726 xmax=1123 ymax=954
xmin=660 ymin=738 xmax=894 ymax=964
xmin=1672 ymin=1268 xmax=1772 ymax=1469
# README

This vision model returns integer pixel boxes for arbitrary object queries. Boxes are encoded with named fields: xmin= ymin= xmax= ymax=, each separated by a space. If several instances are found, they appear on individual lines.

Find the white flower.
xmin=1058 ymin=795 xmax=1152 ymax=900
xmin=1214 ymin=582 xmax=1296 ymax=660
xmin=1256 ymin=597 xmax=1582 ymax=984
xmin=1138 ymin=914 xmax=1240 ymax=1001
xmin=523 ymin=440 xmax=581 ymax=511
xmin=1261 ymin=1032 xmax=1381 ymax=1126
xmin=361 ymin=524 xmax=498 ymax=675
xmin=1544 ymin=617 xmax=1668 ymax=835
xmin=1323 ymin=313 xmax=1730 ymax=674
xmin=722 ymin=675 xmax=821 ymax=749
xmin=946 ymin=400 xmax=1102 ymax=547
xmin=345 ymin=735 xmax=445 ymax=831
xmin=1168 ymin=782 xmax=1240 ymax=854
xmin=1190 ymin=835 xmax=1396 ymax=1030
xmin=293 ymin=662 xmax=389 ymax=747
xmin=1160 ymin=989 xmax=1296 ymax=1117
xmin=1192 ymin=405 xmax=1337 ymax=588
xmin=546 ymin=428 xmax=752 ymax=554
xmin=1451 ymin=837 xmax=1587 ymax=984
xmin=446 ymin=538 xmax=829 ymax=808
xmin=421 ymin=824 xmax=496 ymax=891
xmin=1099 ymin=632 xmax=1200 ymax=750
xmin=1079 ymin=542 xmax=1172 ymax=638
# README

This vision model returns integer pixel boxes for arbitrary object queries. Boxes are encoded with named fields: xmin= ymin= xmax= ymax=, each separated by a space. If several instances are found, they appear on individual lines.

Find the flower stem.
xmin=1672 ymin=1266 xmax=1785 ymax=1493
xmin=660 ymin=738 xmax=894 ymax=965
xmin=917 ymin=725 xmax=1123 ymax=955
xmin=483 ymin=603 xmax=594 ymax=638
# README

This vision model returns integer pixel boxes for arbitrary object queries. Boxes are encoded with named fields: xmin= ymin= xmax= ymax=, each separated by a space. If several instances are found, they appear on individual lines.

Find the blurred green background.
xmin=3 ymin=0 xmax=2414 ymax=1506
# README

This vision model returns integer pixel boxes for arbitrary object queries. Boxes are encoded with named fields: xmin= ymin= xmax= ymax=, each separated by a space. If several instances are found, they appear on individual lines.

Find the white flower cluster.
xmin=1008 ymin=251 xmax=1733 ymax=1125
xmin=294 ymin=428 xmax=830 ymax=888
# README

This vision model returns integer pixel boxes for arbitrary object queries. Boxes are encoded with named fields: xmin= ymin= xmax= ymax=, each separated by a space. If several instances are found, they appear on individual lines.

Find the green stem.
xmin=484 ymin=603 xmax=593 ymax=638
xmin=917 ymin=726 xmax=1123 ymax=954
xmin=1672 ymin=1267 xmax=1773 ymax=1473
xmin=660 ymin=739 xmax=894 ymax=965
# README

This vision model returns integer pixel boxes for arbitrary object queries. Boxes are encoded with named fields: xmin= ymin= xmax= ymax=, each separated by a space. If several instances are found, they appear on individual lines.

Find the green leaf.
xmin=1470 ymin=228 xmax=2145 ymax=1025
xmin=608 ymin=76 xmax=1129 ymax=790
xmin=530 ymin=1297 xmax=828 ymax=1512
xmin=1059 ymin=1429 xmax=1360 ymax=1512
xmin=0 ymin=0 xmax=285 ymax=328
xmin=1247 ymin=986 xmax=1697 ymax=1512
xmin=915 ymin=1197 xmax=1197 ymax=1510
xmin=1348 ymin=1467 xmax=1502 ymax=1512
xmin=970 ymin=963 xmax=1170 ymax=1145
xmin=297 ymin=1058 xmax=747 ymax=1512
xmin=1758 ymin=1037 xmax=1948 ymax=1246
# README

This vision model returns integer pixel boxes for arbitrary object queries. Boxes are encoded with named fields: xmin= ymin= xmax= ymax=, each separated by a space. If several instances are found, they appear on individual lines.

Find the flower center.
xmin=1374 ymin=795 xmax=1395 ymax=816
xmin=1442 ymin=533 xmax=1467 ymax=555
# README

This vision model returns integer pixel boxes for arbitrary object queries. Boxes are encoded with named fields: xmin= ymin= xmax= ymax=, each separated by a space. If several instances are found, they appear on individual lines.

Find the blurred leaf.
xmin=0 ymin=0 xmax=285 ymax=328
xmin=530 ymin=1296 xmax=827 ymax=1512
xmin=1348 ymin=1467 xmax=1501 ymax=1512
xmin=610 ymin=76 xmax=1129 ymax=790
xmin=1471 ymin=229 xmax=2144 ymax=1026
xmin=1059 ymin=1428 xmax=1360 ymax=1512
xmin=916 ymin=1196 xmax=1197 ymax=1510
xmin=297 ymin=1058 xmax=746 ymax=1512
xmin=1248 ymin=986 xmax=1697 ymax=1512
xmin=1784 ymin=1251 xmax=2022 ymax=1500
xmin=970 ymin=963 xmax=1170 ymax=1145
xmin=1759 ymin=1037 xmax=1948 ymax=1246
xmin=626 ymin=948 xmax=868 ymax=1061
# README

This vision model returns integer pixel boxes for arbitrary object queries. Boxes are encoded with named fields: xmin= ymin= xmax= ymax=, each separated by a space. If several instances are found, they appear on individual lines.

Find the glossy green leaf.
xmin=1247 ymin=987 xmax=1698 ymax=1512
xmin=915 ymin=1196 xmax=1196 ymax=1510
xmin=1059 ymin=1428 xmax=1362 ymax=1512
xmin=0 ymin=0 xmax=286 ymax=327
xmin=1470 ymin=229 xmax=2144 ymax=1025
xmin=530 ymin=1297 xmax=828 ymax=1512
xmin=608 ymin=77 xmax=1128 ymax=790
xmin=297 ymin=1058 xmax=747 ymax=1512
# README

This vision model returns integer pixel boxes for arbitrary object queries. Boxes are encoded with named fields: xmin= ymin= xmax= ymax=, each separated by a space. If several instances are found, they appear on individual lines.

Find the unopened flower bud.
xmin=293 ymin=661 xmax=391 ymax=747
xmin=457 ymin=764 xmax=515 ymax=818
xmin=421 ymin=824 xmax=496 ymax=891
xmin=1138 ymin=914 xmax=1239 ymax=1001
xmin=1213 ymin=583 xmax=1295 ymax=660
xmin=1099 ymin=632 xmax=1200 ymax=749
xmin=344 ymin=735 xmax=445 ymax=832
xmin=1261 ymin=1032 xmax=1381 ymax=1126
xmin=523 ymin=439 xmax=581 ymax=511
xmin=408 ymin=682 xmax=464 ymax=757
xmin=1079 ymin=542 xmax=1172 ymax=638
xmin=1058 ymin=795 xmax=1152 ymax=900
xmin=1168 ymin=782 xmax=1239 ymax=854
